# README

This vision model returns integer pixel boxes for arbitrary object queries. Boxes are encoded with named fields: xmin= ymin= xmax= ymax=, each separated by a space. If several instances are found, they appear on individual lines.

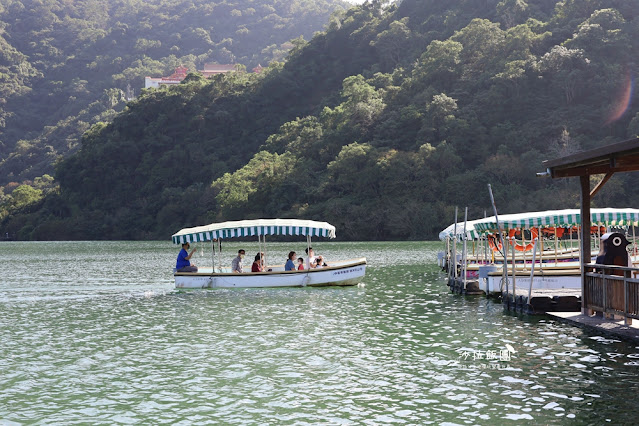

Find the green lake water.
xmin=1 ymin=240 xmax=639 ymax=424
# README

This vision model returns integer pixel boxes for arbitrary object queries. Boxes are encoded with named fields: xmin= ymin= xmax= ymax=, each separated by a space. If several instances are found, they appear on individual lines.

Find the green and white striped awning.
xmin=172 ymin=219 xmax=336 ymax=244
xmin=473 ymin=208 xmax=639 ymax=234
xmin=438 ymin=219 xmax=482 ymax=241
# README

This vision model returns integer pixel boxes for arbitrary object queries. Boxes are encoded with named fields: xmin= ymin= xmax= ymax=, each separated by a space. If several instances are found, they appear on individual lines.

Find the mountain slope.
xmin=4 ymin=0 xmax=639 ymax=240
xmin=0 ymin=0 xmax=348 ymax=184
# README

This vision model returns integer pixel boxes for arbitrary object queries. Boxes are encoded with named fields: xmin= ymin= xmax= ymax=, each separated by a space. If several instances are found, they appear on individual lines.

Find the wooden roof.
xmin=543 ymin=137 xmax=639 ymax=178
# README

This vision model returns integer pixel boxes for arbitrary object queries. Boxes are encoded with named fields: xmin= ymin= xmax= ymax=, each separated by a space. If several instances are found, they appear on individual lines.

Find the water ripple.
xmin=1 ymin=241 xmax=639 ymax=424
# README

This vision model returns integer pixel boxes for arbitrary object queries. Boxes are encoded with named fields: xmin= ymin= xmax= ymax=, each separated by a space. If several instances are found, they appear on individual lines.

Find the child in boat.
xmin=297 ymin=257 xmax=304 ymax=270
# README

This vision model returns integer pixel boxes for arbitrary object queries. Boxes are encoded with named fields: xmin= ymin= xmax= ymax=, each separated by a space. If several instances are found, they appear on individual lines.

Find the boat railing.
xmin=584 ymin=264 xmax=639 ymax=325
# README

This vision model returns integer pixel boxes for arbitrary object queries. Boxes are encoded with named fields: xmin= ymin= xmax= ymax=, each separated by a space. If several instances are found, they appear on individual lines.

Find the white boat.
xmin=440 ymin=208 xmax=639 ymax=294
xmin=172 ymin=218 xmax=367 ymax=289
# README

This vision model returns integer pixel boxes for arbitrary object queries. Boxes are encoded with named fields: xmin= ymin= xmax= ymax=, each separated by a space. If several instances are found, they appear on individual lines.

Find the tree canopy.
xmin=0 ymin=0 xmax=348 ymax=184
xmin=3 ymin=0 xmax=639 ymax=241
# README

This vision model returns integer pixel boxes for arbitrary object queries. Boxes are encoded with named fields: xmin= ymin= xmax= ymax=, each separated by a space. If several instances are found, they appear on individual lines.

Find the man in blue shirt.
xmin=176 ymin=242 xmax=198 ymax=272
xmin=285 ymin=251 xmax=297 ymax=271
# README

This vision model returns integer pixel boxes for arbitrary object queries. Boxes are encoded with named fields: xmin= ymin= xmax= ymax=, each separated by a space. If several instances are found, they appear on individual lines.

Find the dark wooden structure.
xmin=542 ymin=137 xmax=639 ymax=322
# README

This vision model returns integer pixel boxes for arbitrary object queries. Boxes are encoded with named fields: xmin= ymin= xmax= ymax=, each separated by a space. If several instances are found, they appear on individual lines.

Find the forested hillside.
xmin=0 ymin=0 xmax=347 ymax=185
xmin=3 ymin=0 xmax=639 ymax=240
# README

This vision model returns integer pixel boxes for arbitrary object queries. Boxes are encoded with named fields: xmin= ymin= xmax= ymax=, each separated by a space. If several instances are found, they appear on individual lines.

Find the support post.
xmin=211 ymin=239 xmax=216 ymax=272
xmin=487 ymin=184 xmax=507 ymax=297
xmin=463 ymin=207 xmax=468 ymax=288
xmin=453 ymin=207 xmax=458 ymax=280
xmin=528 ymin=237 xmax=538 ymax=309
xmin=625 ymin=269 xmax=630 ymax=326
xmin=511 ymin=238 xmax=516 ymax=310
xmin=446 ymin=237 xmax=451 ymax=278
xmin=580 ymin=175 xmax=591 ymax=315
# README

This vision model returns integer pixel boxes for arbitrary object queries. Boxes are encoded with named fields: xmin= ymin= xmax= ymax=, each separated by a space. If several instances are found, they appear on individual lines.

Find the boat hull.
xmin=174 ymin=258 xmax=367 ymax=289
xmin=481 ymin=270 xmax=581 ymax=294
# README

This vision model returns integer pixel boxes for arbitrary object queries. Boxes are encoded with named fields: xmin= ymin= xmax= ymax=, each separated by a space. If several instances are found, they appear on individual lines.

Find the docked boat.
xmin=172 ymin=219 xmax=367 ymax=289
xmin=440 ymin=208 xmax=639 ymax=295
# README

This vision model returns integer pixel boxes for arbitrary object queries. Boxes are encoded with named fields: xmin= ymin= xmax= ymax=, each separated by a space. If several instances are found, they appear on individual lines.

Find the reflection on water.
xmin=1 ymin=241 xmax=639 ymax=423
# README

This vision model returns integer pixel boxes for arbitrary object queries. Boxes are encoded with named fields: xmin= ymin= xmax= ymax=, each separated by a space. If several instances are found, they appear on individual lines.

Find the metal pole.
xmin=483 ymin=236 xmax=487 ymax=265
xmin=453 ymin=207 xmax=458 ymax=280
xmin=257 ymin=234 xmax=262 ymax=270
xmin=263 ymin=234 xmax=267 ymax=270
xmin=463 ymin=207 xmax=468 ymax=287
xmin=522 ymin=229 xmax=527 ymax=268
xmin=488 ymin=184 xmax=507 ymax=295
xmin=527 ymin=237 xmax=539 ymax=306
xmin=511 ymin=236 xmax=517 ymax=306
xmin=554 ymin=230 xmax=558 ymax=265
xmin=211 ymin=239 xmax=215 ymax=273
xmin=446 ymin=237 xmax=451 ymax=277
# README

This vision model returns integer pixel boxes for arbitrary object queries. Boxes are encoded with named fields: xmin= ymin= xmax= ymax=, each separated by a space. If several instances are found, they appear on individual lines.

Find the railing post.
xmin=602 ymin=271 xmax=607 ymax=317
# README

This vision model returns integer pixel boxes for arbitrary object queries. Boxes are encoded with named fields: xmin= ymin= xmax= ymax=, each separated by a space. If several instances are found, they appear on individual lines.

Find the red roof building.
xmin=145 ymin=66 xmax=189 ymax=89
xmin=201 ymin=63 xmax=237 ymax=78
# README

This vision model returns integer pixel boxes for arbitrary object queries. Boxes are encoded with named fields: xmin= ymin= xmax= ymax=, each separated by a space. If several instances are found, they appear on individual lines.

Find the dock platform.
xmin=502 ymin=288 xmax=582 ymax=314
xmin=548 ymin=312 xmax=639 ymax=343
xmin=447 ymin=277 xmax=485 ymax=295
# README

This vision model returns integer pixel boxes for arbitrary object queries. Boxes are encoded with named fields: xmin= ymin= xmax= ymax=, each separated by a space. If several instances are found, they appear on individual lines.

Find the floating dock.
xmin=502 ymin=288 xmax=581 ymax=314
xmin=447 ymin=277 xmax=484 ymax=295
xmin=448 ymin=275 xmax=582 ymax=314
xmin=548 ymin=312 xmax=639 ymax=343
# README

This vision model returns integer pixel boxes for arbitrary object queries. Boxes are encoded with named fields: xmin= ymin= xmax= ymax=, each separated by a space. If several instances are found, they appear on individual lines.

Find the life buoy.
xmin=508 ymin=228 xmax=538 ymax=252
xmin=487 ymin=234 xmax=502 ymax=252
xmin=590 ymin=226 xmax=606 ymax=234
xmin=541 ymin=227 xmax=565 ymax=238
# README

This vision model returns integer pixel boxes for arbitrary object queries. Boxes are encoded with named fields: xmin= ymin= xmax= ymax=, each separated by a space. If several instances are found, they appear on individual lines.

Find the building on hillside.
xmin=145 ymin=63 xmax=262 ymax=89
xmin=201 ymin=63 xmax=237 ymax=78
xmin=144 ymin=66 xmax=189 ymax=89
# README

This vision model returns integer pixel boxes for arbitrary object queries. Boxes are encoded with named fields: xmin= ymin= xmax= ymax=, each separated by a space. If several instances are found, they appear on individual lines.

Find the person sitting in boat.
xmin=176 ymin=242 xmax=198 ymax=273
xmin=232 ymin=249 xmax=245 ymax=273
xmin=297 ymin=257 xmax=304 ymax=270
xmin=305 ymin=247 xmax=317 ymax=268
xmin=252 ymin=253 xmax=263 ymax=272
xmin=285 ymin=251 xmax=297 ymax=271
xmin=305 ymin=247 xmax=326 ymax=268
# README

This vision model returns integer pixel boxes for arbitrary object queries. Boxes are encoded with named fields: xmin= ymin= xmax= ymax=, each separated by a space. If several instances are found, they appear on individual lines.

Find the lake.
xmin=1 ymin=241 xmax=638 ymax=424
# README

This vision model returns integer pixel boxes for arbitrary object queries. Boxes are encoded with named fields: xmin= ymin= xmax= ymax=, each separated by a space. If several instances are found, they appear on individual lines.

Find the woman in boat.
xmin=285 ymin=251 xmax=297 ymax=271
xmin=252 ymin=254 xmax=263 ymax=272
xmin=176 ymin=242 xmax=198 ymax=272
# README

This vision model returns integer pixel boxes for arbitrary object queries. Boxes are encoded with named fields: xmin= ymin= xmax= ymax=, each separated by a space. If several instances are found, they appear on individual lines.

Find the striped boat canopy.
xmin=438 ymin=219 xmax=483 ymax=241
xmin=172 ymin=219 xmax=336 ymax=244
xmin=473 ymin=208 xmax=639 ymax=234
